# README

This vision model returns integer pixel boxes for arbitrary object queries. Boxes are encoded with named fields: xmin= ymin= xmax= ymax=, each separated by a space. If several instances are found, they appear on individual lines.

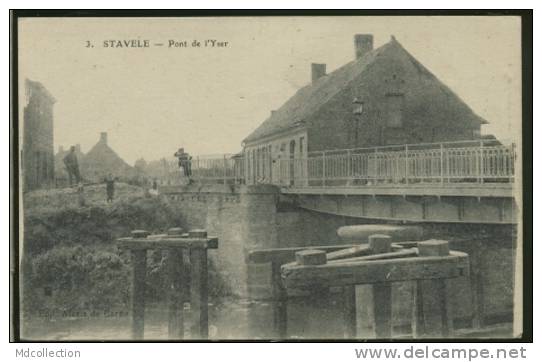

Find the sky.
xmin=18 ymin=16 xmax=522 ymax=165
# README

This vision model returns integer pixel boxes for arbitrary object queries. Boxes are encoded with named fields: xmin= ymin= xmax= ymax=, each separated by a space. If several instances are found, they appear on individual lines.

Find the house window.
xmin=472 ymin=128 xmax=481 ymax=138
xmin=386 ymin=93 xmax=404 ymax=128
xmin=299 ymin=137 xmax=305 ymax=155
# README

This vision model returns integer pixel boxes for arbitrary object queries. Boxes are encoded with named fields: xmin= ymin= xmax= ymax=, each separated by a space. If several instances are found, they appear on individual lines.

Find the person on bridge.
xmin=63 ymin=146 xmax=81 ymax=187
xmin=174 ymin=148 xmax=193 ymax=182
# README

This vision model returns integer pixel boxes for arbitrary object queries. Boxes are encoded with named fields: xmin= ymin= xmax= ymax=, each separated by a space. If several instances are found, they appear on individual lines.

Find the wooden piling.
xmin=190 ymin=248 xmax=209 ymax=339
xmin=373 ymin=282 xmax=392 ymax=338
xmin=343 ymin=285 xmax=357 ymax=338
xmin=413 ymin=240 xmax=453 ymax=338
xmin=131 ymin=249 xmax=147 ymax=340
xmin=271 ymin=261 xmax=288 ymax=339
xmin=417 ymin=279 xmax=452 ymax=338
xmin=411 ymin=280 xmax=425 ymax=338
xmin=167 ymin=249 xmax=184 ymax=339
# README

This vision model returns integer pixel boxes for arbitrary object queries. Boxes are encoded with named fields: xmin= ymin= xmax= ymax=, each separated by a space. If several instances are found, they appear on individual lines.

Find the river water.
xmin=22 ymin=293 xmax=513 ymax=341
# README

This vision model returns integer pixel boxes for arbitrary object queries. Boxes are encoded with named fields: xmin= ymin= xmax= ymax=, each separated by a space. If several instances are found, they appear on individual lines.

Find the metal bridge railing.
xmin=158 ymin=154 xmax=245 ymax=186
xmin=157 ymin=140 xmax=516 ymax=188
xmin=277 ymin=140 xmax=516 ymax=187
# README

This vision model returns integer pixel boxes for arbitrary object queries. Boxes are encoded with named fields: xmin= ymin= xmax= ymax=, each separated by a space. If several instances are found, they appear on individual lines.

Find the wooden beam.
xmin=327 ymin=245 xmax=371 ymax=261
xmin=247 ymin=244 xmax=358 ymax=264
xmin=281 ymin=252 xmax=469 ymax=288
xmin=117 ymin=237 xmax=218 ymax=250
xmin=329 ymin=248 xmax=418 ymax=264
xmin=296 ymin=250 xmax=327 ymax=265
xmin=131 ymin=249 xmax=147 ymax=340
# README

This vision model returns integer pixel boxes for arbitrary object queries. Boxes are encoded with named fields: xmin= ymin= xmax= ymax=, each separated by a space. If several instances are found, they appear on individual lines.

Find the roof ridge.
xmin=243 ymin=40 xmax=395 ymax=143
xmin=391 ymin=41 xmax=489 ymax=125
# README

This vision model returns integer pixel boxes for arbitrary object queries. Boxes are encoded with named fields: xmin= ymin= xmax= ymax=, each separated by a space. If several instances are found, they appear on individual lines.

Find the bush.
xmin=22 ymin=244 xmax=230 ymax=319
xmin=24 ymin=245 xmax=131 ymax=317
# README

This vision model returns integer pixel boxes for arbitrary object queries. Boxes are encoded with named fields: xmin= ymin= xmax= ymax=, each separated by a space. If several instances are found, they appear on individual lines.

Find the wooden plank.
xmin=131 ymin=249 xmax=147 ymax=340
xmin=373 ymin=282 xmax=392 ymax=338
xmin=247 ymin=244 xmax=358 ymax=264
xmin=329 ymin=248 xmax=417 ymax=264
xmin=167 ymin=227 xmax=184 ymax=236
xmin=281 ymin=252 xmax=469 ymax=288
xmin=167 ymin=249 xmax=184 ymax=339
xmin=327 ymin=245 xmax=371 ymax=261
xmin=190 ymin=248 xmax=209 ymax=339
xmin=117 ymin=237 xmax=218 ymax=250
xmin=296 ymin=250 xmax=327 ymax=265
xmin=343 ymin=285 xmax=357 ymax=338
xmin=189 ymin=229 xmax=208 ymax=238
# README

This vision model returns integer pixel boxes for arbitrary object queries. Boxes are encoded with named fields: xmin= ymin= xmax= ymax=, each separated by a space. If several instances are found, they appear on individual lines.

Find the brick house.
xmin=80 ymin=132 xmax=134 ymax=182
xmin=22 ymin=79 xmax=56 ymax=191
xmin=241 ymin=34 xmax=487 ymax=185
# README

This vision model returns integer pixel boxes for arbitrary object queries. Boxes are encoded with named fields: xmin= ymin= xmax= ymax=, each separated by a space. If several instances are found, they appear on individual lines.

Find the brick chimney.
xmin=311 ymin=63 xmax=326 ymax=83
xmin=75 ymin=144 xmax=81 ymax=153
xmin=100 ymin=132 xmax=108 ymax=145
xmin=354 ymin=34 xmax=374 ymax=59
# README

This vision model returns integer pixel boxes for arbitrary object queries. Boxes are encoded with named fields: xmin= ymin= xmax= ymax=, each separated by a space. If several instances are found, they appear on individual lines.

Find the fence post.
xmin=195 ymin=156 xmax=200 ymax=183
xmin=479 ymin=140 xmax=484 ymax=184
xmin=223 ymin=155 xmax=227 ymax=185
xmin=510 ymin=143 xmax=516 ymax=183
xmin=322 ymin=152 xmax=326 ymax=187
xmin=374 ymin=147 xmax=378 ymax=184
xmin=440 ymin=144 xmax=444 ymax=184
xmin=347 ymin=150 xmax=351 ymax=186
xmin=405 ymin=145 xmax=409 ymax=184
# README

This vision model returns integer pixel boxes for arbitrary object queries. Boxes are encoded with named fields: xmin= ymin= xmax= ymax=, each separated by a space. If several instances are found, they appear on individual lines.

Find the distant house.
xmin=242 ymin=34 xmax=487 ymax=185
xmin=81 ymin=132 xmax=134 ymax=182
xmin=23 ymin=79 xmax=56 ymax=191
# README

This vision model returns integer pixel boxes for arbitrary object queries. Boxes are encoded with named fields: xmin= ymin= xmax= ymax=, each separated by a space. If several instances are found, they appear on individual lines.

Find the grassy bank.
xmin=21 ymin=183 xmax=228 ymax=324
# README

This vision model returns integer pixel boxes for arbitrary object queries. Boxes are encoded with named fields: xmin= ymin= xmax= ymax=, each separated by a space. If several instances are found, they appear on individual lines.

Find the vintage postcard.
xmin=12 ymin=12 xmax=529 ymax=341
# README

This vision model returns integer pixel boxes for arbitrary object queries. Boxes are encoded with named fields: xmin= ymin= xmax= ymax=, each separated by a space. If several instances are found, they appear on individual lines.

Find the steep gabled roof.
xmin=84 ymin=140 xmax=132 ymax=170
xmin=243 ymin=38 xmax=487 ymax=144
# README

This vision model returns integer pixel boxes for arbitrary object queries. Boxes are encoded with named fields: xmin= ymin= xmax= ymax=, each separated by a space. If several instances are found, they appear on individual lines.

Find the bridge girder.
xmin=289 ymin=194 xmax=517 ymax=224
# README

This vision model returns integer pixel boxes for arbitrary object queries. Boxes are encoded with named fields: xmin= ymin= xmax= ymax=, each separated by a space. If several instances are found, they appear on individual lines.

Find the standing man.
xmin=174 ymin=148 xmax=186 ymax=176
xmin=104 ymin=173 xmax=116 ymax=203
xmin=63 ymin=146 xmax=81 ymax=186
xmin=174 ymin=148 xmax=193 ymax=182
